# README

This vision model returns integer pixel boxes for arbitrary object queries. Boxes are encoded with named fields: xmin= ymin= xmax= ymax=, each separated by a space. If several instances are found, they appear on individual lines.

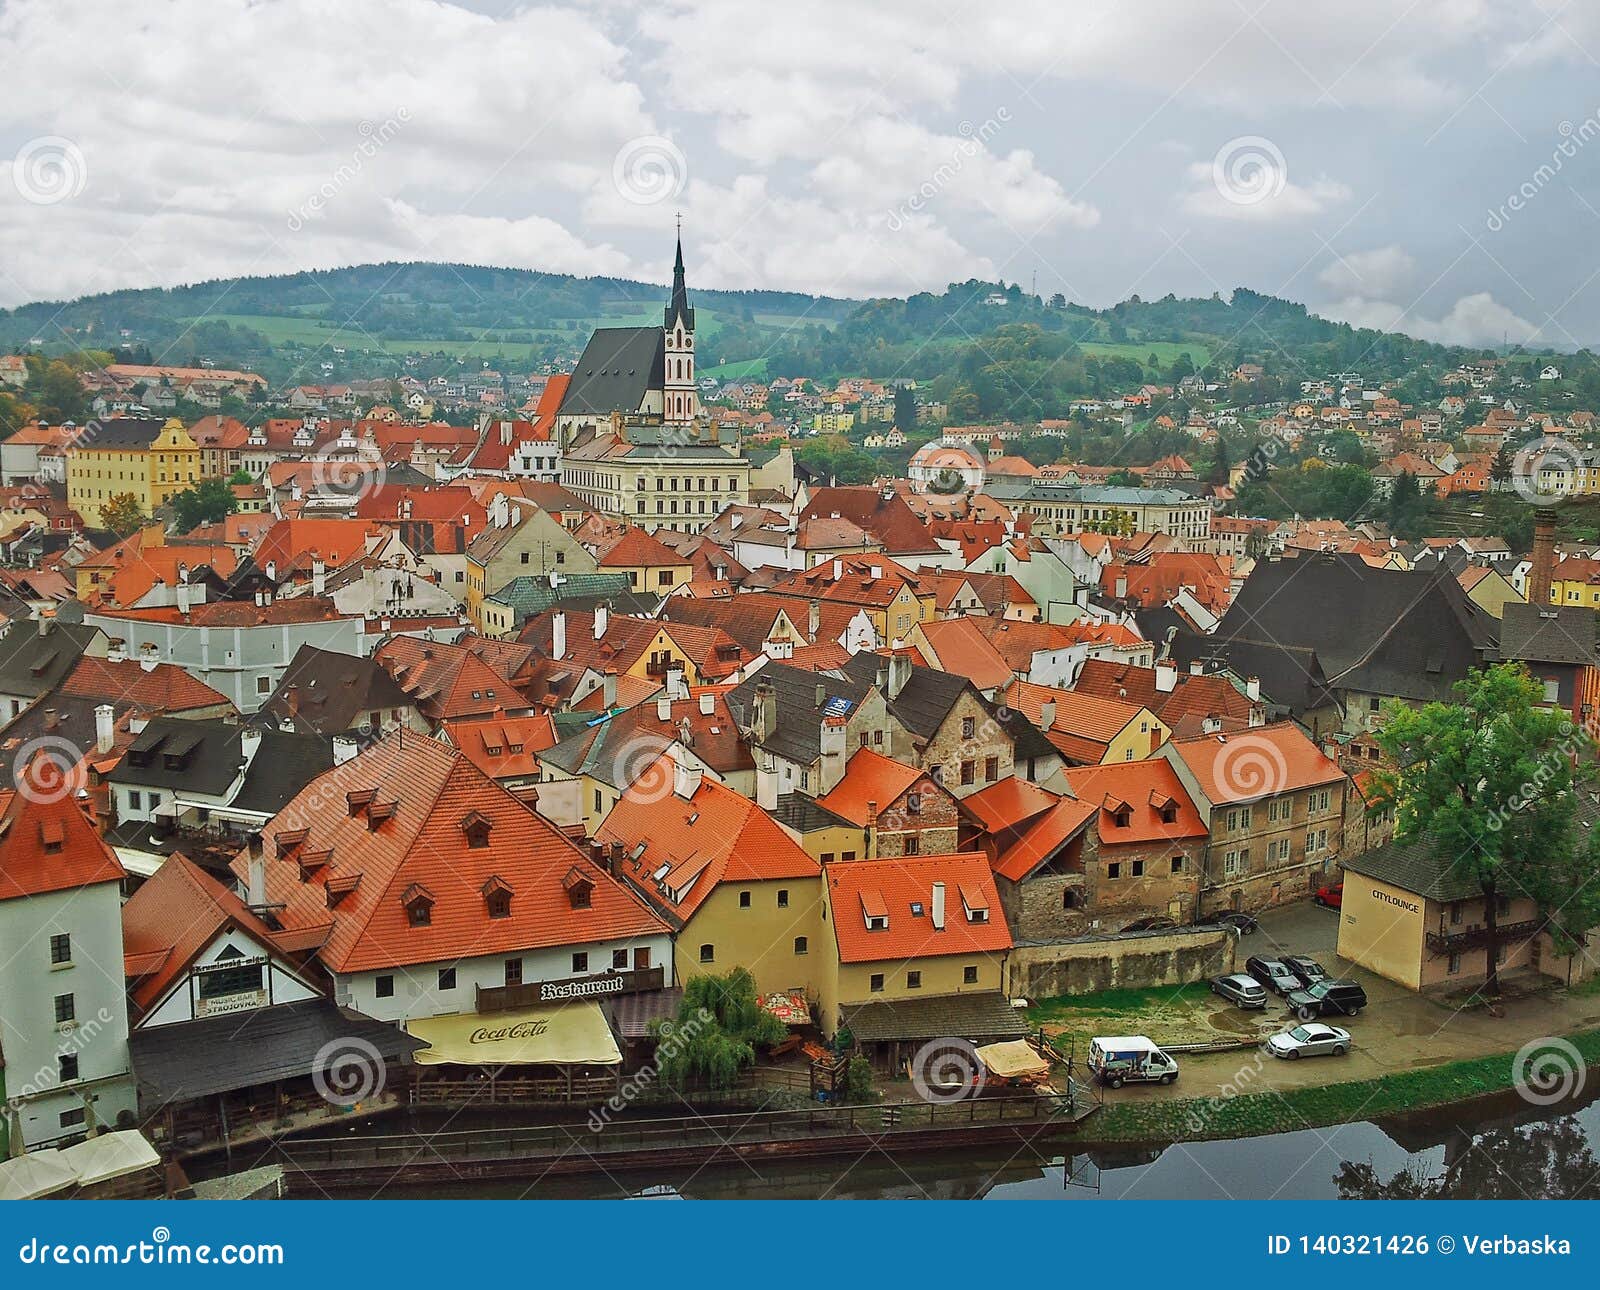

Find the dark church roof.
xmin=1206 ymin=552 xmax=1498 ymax=707
xmin=558 ymin=326 xmax=665 ymax=418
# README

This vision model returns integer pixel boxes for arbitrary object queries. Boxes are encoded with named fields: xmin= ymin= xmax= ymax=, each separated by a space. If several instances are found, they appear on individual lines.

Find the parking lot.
xmin=1087 ymin=900 xmax=1600 ymax=1106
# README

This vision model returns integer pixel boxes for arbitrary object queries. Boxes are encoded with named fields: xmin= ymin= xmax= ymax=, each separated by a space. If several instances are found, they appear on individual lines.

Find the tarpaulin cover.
xmin=408 ymin=1003 xmax=622 ymax=1067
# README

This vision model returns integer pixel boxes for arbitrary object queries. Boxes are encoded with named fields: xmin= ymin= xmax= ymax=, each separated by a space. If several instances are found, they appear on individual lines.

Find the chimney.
xmin=820 ymin=715 xmax=848 ymax=793
xmin=756 ymin=754 xmax=779 ymax=811
xmin=866 ymin=799 xmax=878 ymax=859
xmin=552 ymin=610 xmax=567 ymax=661
xmin=36 ymin=610 xmax=52 ymax=638
xmin=175 ymin=579 xmax=191 ymax=616
xmin=666 ymin=664 xmax=686 ymax=699
xmin=1245 ymin=675 xmax=1261 ymax=702
xmin=43 ymin=707 xmax=58 ymax=732
xmin=698 ymin=691 xmax=714 ymax=716
xmin=673 ymin=759 xmax=703 ymax=800
xmin=931 ymin=880 xmax=946 ymax=931
xmin=887 ymin=651 xmax=912 ymax=700
xmin=602 ymin=669 xmax=618 ymax=709
xmin=807 ymin=598 xmax=821 ymax=644
xmin=1202 ymin=713 xmax=1222 ymax=735
xmin=1039 ymin=699 xmax=1056 ymax=730
xmin=94 ymin=703 xmax=114 ymax=755
xmin=1154 ymin=661 xmax=1177 ymax=693
xmin=594 ymin=604 xmax=609 ymax=639
xmin=312 ymin=557 xmax=327 ymax=597
xmin=332 ymin=735 xmax=359 ymax=764
xmin=265 ymin=560 xmax=277 ymax=583
xmin=607 ymin=840 xmax=624 ymax=875
xmin=246 ymin=833 xmax=266 ymax=908
xmin=832 ymin=558 xmax=843 ymax=580
xmin=106 ymin=640 xmax=127 ymax=664
xmin=656 ymin=695 xmax=673 ymax=721
xmin=1529 ymin=507 xmax=1558 ymax=605
xmin=239 ymin=726 xmax=262 ymax=767
xmin=753 ymin=680 xmax=777 ymax=742
xmin=1189 ymin=659 xmax=1204 ymax=676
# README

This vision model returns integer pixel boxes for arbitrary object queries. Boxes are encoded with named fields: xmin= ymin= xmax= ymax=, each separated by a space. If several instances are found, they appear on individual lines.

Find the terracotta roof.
xmin=121 ymin=852 xmax=294 ymax=1014
xmin=991 ymin=795 xmax=1098 ymax=881
xmin=913 ymin=618 xmax=1014 ymax=691
xmin=597 ymin=527 xmax=688 ymax=569
xmin=0 ymin=788 xmax=124 ymax=901
xmin=443 ymin=713 xmax=559 ymax=780
xmin=58 ymin=656 xmax=232 ymax=714
xmin=100 ymin=597 xmax=349 ymax=627
xmin=235 ymin=733 xmax=666 ymax=973
xmin=815 ymin=746 xmax=931 ymax=826
xmin=826 ymin=853 xmax=1011 ymax=963
xmin=1073 ymin=659 xmax=1253 ymax=737
xmin=375 ymin=634 xmax=534 ymax=723
xmin=601 ymin=754 xmax=818 ymax=923
xmin=961 ymin=776 xmax=1059 ymax=835
xmin=1061 ymin=760 xmax=1208 ymax=844
xmin=1164 ymin=722 xmax=1345 ymax=805
xmin=998 ymin=679 xmax=1159 ymax=762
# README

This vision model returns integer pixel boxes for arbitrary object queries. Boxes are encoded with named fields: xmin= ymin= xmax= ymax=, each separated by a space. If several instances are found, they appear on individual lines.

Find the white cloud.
xmin=1317 ymin=246 xmax=1418 ymax=296
xmin=1321 ymin=291 xmax=1541 ymax=346
xmin=1179 ymin=160 xmax=1351 ymax=222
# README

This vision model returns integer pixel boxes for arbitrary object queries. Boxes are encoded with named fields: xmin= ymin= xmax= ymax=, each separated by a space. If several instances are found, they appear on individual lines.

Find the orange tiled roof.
xmin=1164 ymin=722 xmax=1345 ymax=804
xmin=815 ymin=746 xmax=932 ymax=826
xmin=237 ymin=733 xmax=667 ymax=973
xmin=0 ymin=787 xmax=123 ymax=900
xmin=826 ymin=853 xmax=1011 ymax=963
xmin=602 ymin=754 xmax=817 ymax=922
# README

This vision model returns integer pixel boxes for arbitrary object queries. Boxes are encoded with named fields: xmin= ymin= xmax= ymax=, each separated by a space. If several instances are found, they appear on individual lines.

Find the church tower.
xmin=662 ymin=228 xmax=698 ymax=428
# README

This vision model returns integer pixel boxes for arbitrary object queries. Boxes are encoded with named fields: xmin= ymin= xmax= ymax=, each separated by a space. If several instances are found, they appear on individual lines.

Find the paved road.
xmin=1095 ymin=900 xmax=1600 ymax=1107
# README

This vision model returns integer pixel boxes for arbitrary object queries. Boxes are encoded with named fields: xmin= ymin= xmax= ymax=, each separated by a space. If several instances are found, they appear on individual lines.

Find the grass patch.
xmin=1089 ymin=1026 xmax=1600 ymax=1144
xmin=703 ymin=357 xmax=769 ymax=380
xmin=1029 ymin=982 xmax=1225 ymax=1058
xmin=1029 ymin=983 xmax=1212 ymax=1020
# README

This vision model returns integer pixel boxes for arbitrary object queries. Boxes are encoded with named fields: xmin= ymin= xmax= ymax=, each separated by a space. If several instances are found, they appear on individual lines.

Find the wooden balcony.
xmin=1425 ymin=918 xmax=1543 ymax=956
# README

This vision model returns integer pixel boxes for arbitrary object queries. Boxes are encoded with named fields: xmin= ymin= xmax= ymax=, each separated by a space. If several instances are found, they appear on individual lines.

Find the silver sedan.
xmin=1266 ymin=1023 xmax=1351 ymax=1059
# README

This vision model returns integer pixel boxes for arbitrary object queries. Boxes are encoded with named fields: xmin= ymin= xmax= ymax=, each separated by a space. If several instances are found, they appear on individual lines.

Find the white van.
xmin=1087 ymin=1035 xmax=1179 ymax=1088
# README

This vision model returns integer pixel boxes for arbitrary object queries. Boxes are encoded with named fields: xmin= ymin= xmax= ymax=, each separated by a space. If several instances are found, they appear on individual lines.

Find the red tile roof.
xmin=0 ymin=787 xmax=123 ymax=900
xmin=826 ymin=853 xmax=1011 ymax=963
xmin=815 ymin=746 xmax=934 ymax=826
xmin=1164 ymin=723 xmax=1345 ymax=805
xmin=1061 ymin=760 xmax=1208 ymax=844
xmin=121 ymin=852 xmax=293 ymax=1014
xmin=443 ymin=713 xmax=560 ymax=781
xmin=236 ymin=733 xmax=666 ymax=973
xmin=601 ymin=754 xmax=818 ymax=922
xmin=59 ymin=656 xmax=233 ymax=714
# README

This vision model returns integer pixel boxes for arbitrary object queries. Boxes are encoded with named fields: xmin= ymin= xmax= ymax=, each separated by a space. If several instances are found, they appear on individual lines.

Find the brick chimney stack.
xmin=1529 ymin=507 xmax=1558 ymax=606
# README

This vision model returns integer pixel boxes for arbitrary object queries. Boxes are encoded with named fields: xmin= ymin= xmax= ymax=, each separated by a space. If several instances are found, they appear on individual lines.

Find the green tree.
xmin=170 ymin=477 xmax=238 ymax=533
xmin=1490 ymin=443 xmax=1512 ymax=484
xmin=893 ymin=386 xmax=918 ymax=434
xmin=651 ymin=968 xmax=785 ymax=1091
xmin=100 ymin=493 xmax=146 ymax=537
xmin=1374 ymin=665 xmax=1600 ymax=996
xmin=1208 ymin=436 xmax=1232 ymax=486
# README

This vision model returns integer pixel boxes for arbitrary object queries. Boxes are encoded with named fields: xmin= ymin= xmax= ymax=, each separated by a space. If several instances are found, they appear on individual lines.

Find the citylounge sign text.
xmin=1374 ymin=889 xmax=1421 ymax=914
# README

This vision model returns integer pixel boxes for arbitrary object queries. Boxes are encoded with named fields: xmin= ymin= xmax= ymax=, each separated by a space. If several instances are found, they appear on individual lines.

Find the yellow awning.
xmin=407 ymin=1003 xmax=622 ymax=1067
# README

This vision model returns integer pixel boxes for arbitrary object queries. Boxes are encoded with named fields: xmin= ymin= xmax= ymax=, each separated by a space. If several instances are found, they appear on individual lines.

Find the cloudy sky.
xmin=2 ymin=0 xmax=1599 ymax=347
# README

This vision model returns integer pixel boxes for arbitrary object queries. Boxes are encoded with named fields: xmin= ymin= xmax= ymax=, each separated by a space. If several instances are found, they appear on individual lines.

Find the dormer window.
xmin=483 ymin=875 xmax=514 ymax=919
xmin=867 ymin=915 xmax=888 ymax=931
xmin=1159 ymin=804 xmax=1178 ymax=824
xmin=561 ymin=867 xmax=592 ymax=911
xmin=1113 ymin=807 xmax=1132 ymax=828
xmin=402 ymin=882 xmax=434 ymax=927
xmin=461 ymin=810 xmax=492 ymax=849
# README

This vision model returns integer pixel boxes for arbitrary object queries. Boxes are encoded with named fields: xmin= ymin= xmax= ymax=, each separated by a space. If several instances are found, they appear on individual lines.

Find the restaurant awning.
xmin=408 ymin=1003 xmax=622 ymax=1068
xmin=58 ymin=1130 xmax=161 ymax=1186
xmin=0 ymin=1150 xmax=77 ymax=1201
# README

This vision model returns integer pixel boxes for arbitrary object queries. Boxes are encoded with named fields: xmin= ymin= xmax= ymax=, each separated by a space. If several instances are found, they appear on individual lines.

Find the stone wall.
xmin=1007 ymin=926 xmax=1236 ymax=998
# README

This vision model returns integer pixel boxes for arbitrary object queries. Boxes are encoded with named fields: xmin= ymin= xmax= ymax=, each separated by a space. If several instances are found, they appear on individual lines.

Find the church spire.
xmin=665 ymin=218 xmax=694 ymax=332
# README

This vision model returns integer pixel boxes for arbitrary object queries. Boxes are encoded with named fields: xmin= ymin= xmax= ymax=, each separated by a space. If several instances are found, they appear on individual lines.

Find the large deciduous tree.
xmin=1375 ymin=664 xmax=1600 ymax=996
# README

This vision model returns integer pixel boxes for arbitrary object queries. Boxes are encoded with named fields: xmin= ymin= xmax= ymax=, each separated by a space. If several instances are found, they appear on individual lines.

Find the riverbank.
xmin=1087 ymin=1025 xmax=1600 ymax=1144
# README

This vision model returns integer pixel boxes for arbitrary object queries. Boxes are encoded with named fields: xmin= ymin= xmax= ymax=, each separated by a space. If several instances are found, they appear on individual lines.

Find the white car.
xmin=1266 ymin=1023 xmax=1351 ymax=1060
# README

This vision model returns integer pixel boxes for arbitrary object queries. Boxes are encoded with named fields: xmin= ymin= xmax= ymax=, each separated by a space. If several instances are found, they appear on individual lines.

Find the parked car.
xmin=1245 ymin=955 xmax=1301 ymax=996
xmin=1210 ymin=973 xmax=1268 ymax=1009
xmin=1314 ymin=882 xmax=1344 ymax=908
xmin=1285 ymin=978 xmax=1367 ymax=1020
xmin=1087 ymin=1035 xmax=1179 ymax=1088
xmin=1284 ymin=955 xmax=1328 ymax=989
xmin=1267 ymin=1023 xmax=1351 ymax=1059
xmin=1197 ymin=910 xmax=1258 ymax=936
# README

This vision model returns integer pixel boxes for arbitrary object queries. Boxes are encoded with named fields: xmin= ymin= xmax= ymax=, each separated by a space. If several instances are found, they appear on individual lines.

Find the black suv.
xmin=1286 ymin=978 xmax=1367 ymax=1020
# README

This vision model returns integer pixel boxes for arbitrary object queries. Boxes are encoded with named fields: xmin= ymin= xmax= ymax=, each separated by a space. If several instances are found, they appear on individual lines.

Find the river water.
xmin=369 ymin=1083 xmax=1600 ymax=1200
